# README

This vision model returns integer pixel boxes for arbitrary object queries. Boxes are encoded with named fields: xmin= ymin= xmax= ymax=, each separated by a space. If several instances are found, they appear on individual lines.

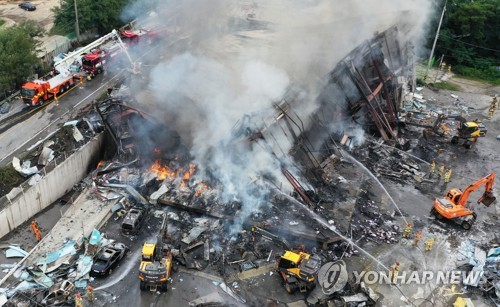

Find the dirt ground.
xmin=0 ymin=0 xmax=59 ymax=30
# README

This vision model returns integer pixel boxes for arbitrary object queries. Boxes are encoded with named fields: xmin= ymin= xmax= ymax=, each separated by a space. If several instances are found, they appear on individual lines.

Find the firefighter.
xmin=425 ymin=235 xmax=434 ymax=252
xmin=438 ymin=163 xmax=445 ymax=178
xmin=403 ymin=223 xmax=412 ymax=239
xmin=87 ymin=285 xmax=94 ymax=303
xmin=440 ymin=61 xmax=446 ymax=71
xmin=30 ymin=221 xmax=42 ymax=242
xmin=75 ymin=293 xmax=83 ymax=307
xmin=429 ymin=160 xmax=436 ymax=177
xmin=444 ymin=168 xmax=452 ymax=183
xmin=390 ymin=261 xmax=400 ymax=284
xmin=414 ymin=230 xmax=423 ymax=246
xmin=488 ymin=103 xmax=495 ymax=119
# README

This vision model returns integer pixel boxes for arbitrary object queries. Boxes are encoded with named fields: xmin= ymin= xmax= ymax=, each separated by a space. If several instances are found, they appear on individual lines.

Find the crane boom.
xmin=54 ymin=29 xmax=135 ymax=76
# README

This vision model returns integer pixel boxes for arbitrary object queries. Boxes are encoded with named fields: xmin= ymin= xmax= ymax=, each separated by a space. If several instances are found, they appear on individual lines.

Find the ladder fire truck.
xmin=81 ymin=30 xmax=136 ymax=79
xmin=21 ymin=30 xmax=134 ymax=107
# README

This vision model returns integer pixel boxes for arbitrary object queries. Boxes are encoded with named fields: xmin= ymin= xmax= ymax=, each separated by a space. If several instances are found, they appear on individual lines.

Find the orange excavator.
xmin=431 ymin=173 xmax=496 ymax=230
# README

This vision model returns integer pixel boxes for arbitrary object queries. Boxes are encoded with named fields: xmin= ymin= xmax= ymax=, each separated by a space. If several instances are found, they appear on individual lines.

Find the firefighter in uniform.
xmin=390 ymin=261 xmax=400 ymax=284
xmin=425 ymin=235 xmax=434 ymax=252
xmin=429 ymin=160 xmax=436 ymax=177
xmin=444 ymin=168 xmax=452 ymax=183
xmin=403 ymin=223 xmax=412 ymax=239
xmin=30 ymin=220 xmax=42 ymax=242
xmin=75 ymin=293 xmax=83 ymax=307
xmin=87 ymin=285 xmax=94 ymax=303
xmin=438 ymin=163 xmax=445 ymax=178
xmin=414 ymin=230 xmax=423 ymax=246
xmin=488 ymin=103 xmax=495 ymax=119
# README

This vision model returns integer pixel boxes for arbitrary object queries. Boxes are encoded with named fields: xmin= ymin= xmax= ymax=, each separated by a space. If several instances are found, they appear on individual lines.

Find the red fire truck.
xmin=121 ymin=25 xmax=167 ymax=47
xmin=20 ymin=73 xmax=79 ymax=107
xmin=81 ymin=41 xmax=124 ymax=78
xmin=20 ymin=29 xmax=134 ymax=106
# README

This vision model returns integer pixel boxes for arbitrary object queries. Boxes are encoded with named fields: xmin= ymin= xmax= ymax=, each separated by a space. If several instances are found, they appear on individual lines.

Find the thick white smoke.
xmin=124 ymin=0 xmax=434 ymax=232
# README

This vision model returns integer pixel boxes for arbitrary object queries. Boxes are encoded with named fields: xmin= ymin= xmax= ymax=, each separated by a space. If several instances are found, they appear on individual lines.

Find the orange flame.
xmin=97 ymin=160 xmax=104 ymax=168
xmin=194 ymin=183 xmax=210 ymax=197
xmin=150 ymin=160 xmax=176 ymax=181
xmin=181 ymin=164 xmax=196 ymax=185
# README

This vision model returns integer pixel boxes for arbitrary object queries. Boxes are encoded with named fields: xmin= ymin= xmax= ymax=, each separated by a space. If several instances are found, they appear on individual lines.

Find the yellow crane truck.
xmin=139 ymin=213 xmax=173 ymax=292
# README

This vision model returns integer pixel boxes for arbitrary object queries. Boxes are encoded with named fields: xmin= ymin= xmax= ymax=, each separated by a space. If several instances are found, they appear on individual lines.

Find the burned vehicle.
xmin=41 ymin=280 xmax=74 ymax=306
xmin=121 ymin=207 xmax=147 ymax=235
xmin=91 ymin=242 xmax=128 ymax=276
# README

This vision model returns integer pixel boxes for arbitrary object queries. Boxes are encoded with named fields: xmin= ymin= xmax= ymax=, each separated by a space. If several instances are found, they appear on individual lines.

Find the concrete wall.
xmin=0 ymin=133 xmax=105 ymax=239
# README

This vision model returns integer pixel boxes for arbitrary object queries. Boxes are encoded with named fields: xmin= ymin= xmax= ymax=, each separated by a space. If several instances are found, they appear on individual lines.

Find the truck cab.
xmin=82 ymin=43 xmax=123 ymax=77
xmin=20 ymin=81 xmax=50 ymax=107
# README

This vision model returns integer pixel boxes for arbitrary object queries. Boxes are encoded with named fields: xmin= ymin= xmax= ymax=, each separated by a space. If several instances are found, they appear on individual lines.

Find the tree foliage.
xmin=434 ymin=0 xmax=500 ymax=81
xmin=0 ymin=22 xmax=41 ymax=94
xmin=52 ymin=0 xmax=132 ymax=36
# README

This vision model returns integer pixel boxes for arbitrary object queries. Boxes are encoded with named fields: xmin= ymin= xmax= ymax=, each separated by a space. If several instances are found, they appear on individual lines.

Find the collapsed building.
xmin=1 ymin=6 xmax=498 ymax=304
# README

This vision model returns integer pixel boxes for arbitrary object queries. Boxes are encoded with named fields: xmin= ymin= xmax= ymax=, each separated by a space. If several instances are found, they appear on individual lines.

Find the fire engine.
xmin=82 ymin=41 xmax=126 ymax=79
xmin=20 ymin=72 xmax=79 ymax=107
xmin=121 ymin=25 xmax=167 ymax=46
xmin=21 ymin=30 xmax=134 ymax=107
xmin=120 ymin=13 xmax=168 ymax=47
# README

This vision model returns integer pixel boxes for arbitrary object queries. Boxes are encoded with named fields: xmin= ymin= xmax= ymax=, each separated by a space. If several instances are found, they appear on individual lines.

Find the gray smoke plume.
xmin=124 ymin=0 xmax=434 ymax=232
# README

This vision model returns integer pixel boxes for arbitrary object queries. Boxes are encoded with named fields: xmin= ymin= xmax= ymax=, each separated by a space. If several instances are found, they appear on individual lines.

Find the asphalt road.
xmin=0 ymin=71 xmax=125 ymax=168
xmin=90 ymin=211 xmax=243 ymax=307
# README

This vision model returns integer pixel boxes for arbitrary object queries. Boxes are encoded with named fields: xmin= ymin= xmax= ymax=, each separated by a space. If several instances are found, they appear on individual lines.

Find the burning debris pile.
xmin=0 ymin=9 xmax=443 ymax=302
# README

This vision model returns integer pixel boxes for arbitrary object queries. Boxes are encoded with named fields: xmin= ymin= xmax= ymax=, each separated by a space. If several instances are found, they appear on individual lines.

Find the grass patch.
xmin=454 ymin=65 xmax=500 ymax=85
xmin=428 ymin=82 xmax=460 ymax=91
xmin=454 ymin=73 xmax=500 ymax=86
xmin=0 ymin=19 xmax=5 ymax=27
xmin=0 ymin=165 xmax=24 ymax=196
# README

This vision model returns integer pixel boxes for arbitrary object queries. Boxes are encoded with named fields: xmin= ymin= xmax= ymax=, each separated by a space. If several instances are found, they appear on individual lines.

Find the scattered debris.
xmin=5 ymin=246 xmax=28 ymax=258
xmin=12 ymin=157 xmax=39 ymax=177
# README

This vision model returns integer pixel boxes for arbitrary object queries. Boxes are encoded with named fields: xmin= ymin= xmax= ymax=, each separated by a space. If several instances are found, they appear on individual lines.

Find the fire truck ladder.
xmin=54 ymin=29 xmax=136 ymax=77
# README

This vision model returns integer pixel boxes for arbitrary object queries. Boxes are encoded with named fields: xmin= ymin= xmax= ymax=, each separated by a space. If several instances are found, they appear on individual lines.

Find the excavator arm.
xmin=458 ymin=173 xmax=496 ymax=208
xmin=432 ymin=114 xmax=467 ymax=132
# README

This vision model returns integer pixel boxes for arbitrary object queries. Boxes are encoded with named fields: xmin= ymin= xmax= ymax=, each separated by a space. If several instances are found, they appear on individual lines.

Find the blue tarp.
xmin=487 ymin=247 xmax=500 ymax=257
xmin=37 ymin=241 xmax=77 ymax=265
xmin=89 ymin=229 xmax=102 ymax=245
xmin=30 ymin=271 xmax=54 ymax=288
xmin=5 ymin=246 xmax=28 ymax=258
xmin=74 ymin=280 xmax=88 ymax=288
xmin=74 ymin=255 xmax=93 ymax=280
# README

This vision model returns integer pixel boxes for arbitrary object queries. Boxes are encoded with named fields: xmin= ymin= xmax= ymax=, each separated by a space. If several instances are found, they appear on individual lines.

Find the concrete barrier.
xmin=0 ymin=133 xmax=105 ymax=239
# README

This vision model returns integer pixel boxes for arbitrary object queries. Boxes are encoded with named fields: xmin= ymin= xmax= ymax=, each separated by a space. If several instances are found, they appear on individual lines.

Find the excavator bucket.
xmin=479 ymin=192 xmax=496 ymax=207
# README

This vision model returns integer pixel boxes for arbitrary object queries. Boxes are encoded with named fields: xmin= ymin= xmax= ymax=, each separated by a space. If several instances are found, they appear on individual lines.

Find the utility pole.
xmin=424 ymin=0 xmax=447 ymax=82
xmin=74 ymin=0 xmax=80 ymax=42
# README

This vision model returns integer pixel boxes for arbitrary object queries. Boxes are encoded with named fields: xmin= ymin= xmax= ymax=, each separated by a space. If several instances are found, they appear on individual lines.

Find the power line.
xmin=441 ymin=34 xmax=500 ymax=53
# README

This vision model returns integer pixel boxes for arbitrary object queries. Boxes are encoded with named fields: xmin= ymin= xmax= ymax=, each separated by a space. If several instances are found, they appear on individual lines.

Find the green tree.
xmin=0 ymin=22 xmax=41 ymax=94
xmin=433 ymin=0 xmax=500 ymax=82
xmin=52 ymin=0 xmax=131 ymax=36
